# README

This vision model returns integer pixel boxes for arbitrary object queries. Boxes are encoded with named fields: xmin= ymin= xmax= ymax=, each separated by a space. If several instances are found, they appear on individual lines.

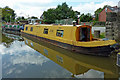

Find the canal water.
xmin=0 ymin=31 xmax=120 ymax=79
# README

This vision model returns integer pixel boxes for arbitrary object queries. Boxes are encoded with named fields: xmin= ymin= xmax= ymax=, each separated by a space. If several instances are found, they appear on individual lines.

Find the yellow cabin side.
xmin=22 ymin=24 xmax=116 ymax=47
xmin=23 ymin=25 xmax=77 ymax=45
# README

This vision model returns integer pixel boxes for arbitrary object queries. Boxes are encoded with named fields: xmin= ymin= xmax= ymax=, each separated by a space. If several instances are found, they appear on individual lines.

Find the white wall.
xmin=92 ymin=27 xmax=106 ymax=34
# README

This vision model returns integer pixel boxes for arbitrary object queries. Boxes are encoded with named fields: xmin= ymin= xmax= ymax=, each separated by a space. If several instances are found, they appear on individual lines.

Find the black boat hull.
xmin=21 ymin=32 xmax=114 ymax=56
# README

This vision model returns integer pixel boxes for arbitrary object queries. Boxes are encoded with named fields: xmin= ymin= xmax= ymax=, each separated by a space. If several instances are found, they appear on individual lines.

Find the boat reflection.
xmin=23 ymin=35 xmax=120 ymax=78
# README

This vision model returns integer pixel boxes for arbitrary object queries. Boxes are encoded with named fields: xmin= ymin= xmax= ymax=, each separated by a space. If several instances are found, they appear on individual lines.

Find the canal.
xmin=0 ymin=31 xmax=120 ymax=79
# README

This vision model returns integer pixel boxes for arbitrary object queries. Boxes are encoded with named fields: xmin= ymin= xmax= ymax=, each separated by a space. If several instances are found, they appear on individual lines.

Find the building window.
xmin=30 ymin=27 xmax=33 ymax=31
xmin=43 ymin=28 xmax=48 ymax=34
xmin=26 ymin=27 xmax=28 ymax=31
xmin=56 ymin=30 xmax=64 ymax=37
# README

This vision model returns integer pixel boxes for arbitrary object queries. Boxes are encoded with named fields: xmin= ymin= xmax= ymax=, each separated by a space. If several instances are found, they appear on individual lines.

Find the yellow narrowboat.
xmin=21 ymin=24 xmax=116 ymax=56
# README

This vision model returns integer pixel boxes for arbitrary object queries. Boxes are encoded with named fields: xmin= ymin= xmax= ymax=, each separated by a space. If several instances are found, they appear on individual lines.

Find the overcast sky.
xmin=0 ymin=0 xmax=120 ymax=18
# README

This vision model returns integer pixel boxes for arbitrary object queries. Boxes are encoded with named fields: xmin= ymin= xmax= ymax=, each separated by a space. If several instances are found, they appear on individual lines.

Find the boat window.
xmin=44 ymin=49 xmax=48 ymax=55
xmin=56 ymin=30 xmax=64 ymax=37
xmin=43 ymin=28 xmax=48 ymax=34
xmin=56 ymin=55 xmax=63 ymax=63
xmin=26 ymin=27 xmax=28 ymax=31
xmin=30 ymin=27 xmax=33 ymax=31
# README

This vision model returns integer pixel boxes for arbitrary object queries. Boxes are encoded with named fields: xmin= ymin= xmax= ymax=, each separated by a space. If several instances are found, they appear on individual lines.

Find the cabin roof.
xmin=26 ymin=24 xmax=91 ymax=28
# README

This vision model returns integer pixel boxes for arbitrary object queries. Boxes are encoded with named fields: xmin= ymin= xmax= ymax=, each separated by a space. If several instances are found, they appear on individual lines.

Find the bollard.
xmin=94 ymin=30 xmax=100 ymax=38
xmin=117 ymin=53 xmax=120 ymax=67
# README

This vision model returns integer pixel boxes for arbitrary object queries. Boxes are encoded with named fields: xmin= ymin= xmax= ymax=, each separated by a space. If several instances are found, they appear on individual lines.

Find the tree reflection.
xmin=2 ymin=34 xmax=14 ymax=48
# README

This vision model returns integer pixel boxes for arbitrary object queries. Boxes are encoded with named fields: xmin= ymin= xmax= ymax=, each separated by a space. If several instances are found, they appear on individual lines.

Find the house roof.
xmin=107 ymin=6 xmax=118 ymax=12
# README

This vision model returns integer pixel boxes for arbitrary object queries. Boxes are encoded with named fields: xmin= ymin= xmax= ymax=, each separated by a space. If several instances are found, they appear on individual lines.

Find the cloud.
xmin=74 ymin=69 xmax=104 ymax=78
xmin=1 ymin=0 xmax=53 ymax=8
xmin=15 ymin=4 xmax=56 ymax=18
xmin=41 ymin=0 xmax=119 ymax=3
xmin=1 ymin=41 xmax=49 ymax=66
xmin=0 ymin=0 xmax=119 ymax=17
xmin=73 ymin=1 xmax=117 ymax=15
xmin=0 ymin=0 xmax=55 ymax=17
xmin=0 ymin=44 xmax=5 ymax=54
xmin=0 ymin=41 xmax=33 ymax=55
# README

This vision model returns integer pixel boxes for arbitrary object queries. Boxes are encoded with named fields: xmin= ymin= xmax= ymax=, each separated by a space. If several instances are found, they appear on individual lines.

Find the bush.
xmin=92 ymin=21 xmax=105 ymax=26
xmin=92 ymin=33 xmax=105 ymax=39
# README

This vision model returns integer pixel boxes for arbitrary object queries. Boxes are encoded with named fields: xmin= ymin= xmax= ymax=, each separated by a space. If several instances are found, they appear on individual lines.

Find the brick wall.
xmin=99 ymin=8 xmax=112 ymax=22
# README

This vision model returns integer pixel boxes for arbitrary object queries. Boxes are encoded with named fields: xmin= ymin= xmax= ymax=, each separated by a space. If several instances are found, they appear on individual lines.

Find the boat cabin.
xmin=76 ymin=25 xmax=92 ymax=41
xmin=23 ymin=24 xmax=93 ymax=43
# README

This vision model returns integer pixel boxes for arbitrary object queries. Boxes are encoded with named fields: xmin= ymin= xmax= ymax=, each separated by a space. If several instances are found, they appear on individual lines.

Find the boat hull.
xmin=21 ymin=32 xmax=114 ymax=56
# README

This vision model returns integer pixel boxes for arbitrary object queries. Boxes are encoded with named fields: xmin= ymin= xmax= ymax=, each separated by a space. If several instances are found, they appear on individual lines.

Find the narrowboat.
xmin=21 ymin=24 xmax=116 ymax=56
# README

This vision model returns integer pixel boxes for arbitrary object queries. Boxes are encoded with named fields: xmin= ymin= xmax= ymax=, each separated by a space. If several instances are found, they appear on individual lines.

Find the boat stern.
xmin=74 ymin=40 xmax=117 ymax=56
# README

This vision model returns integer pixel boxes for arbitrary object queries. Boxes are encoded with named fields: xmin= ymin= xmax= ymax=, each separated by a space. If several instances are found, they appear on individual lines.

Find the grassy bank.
xmin=92 ymin=32 xmax=105 ymax=39
xmin=92 ymin=26 xmax=105 ymax=27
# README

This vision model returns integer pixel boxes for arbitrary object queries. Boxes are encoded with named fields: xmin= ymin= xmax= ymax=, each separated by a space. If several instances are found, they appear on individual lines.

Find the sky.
xmin=0 ymin=0 xmax=120 ymax=18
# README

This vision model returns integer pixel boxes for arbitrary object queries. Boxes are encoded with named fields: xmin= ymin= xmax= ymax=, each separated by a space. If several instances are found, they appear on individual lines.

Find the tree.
xmin=43 ymin=8 xmax=56 ymax=24
xmin=2 ymin=34 xmax=14 ymax=48
xmin=94 ymin=8 xmax=102 ymax=21
xmin=2 ymin=6 xmax=16 ymax=22
xmin=21 ymin=16 xmax=25 ymax=20
xmin=80 ymin=13 xmax=93 ymax=22
xmin=31 ymin=16 xmax=38 ymax=19
xmin=16 ymin=16 xmax=26 ymax=21
xmin=43 ymin=2 xmax=80 ymax=24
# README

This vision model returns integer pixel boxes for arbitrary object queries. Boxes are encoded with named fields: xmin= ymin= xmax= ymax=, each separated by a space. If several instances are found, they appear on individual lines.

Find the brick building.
xmin=99 ymin=6 xmax=118 ymax=22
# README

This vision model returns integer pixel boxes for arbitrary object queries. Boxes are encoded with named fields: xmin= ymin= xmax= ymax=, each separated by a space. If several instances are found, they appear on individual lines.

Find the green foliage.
xmin=94 ymin=8 xmax=102 ymax=21
xmin=100 ymin=33 xmax=105 ymax=38
xmin=92 ymin=20 xmax=97 ymax=26
xmin=16 ymin=16 xmax=26 ymax=21
xmin=92 ymin=21 xmax=105 ymax=26
xmin=2 ymin=34 xmax=14 ymax=48
xmin=31 ymin=16 xmax=38 ymax=19
xmin=0 ymin=8 xmax=2 ymax=15
xmin=43 ymin=2 xmax=80 ymax=24
xmin=92 ymin=33 xmax=105 ymax=39
xmin=43 ymin=8 xmax=56 ymax=24
xmin=80 ymin=13 xmax=93 ymax=22
xmin=2 ymin=6 xmax=16 ymax=22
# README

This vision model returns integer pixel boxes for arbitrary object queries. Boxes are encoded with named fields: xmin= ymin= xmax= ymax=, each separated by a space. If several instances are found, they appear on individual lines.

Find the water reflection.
xmin=1 ymin=33 xmax=71 ymax=78
xmin=0 ymin=30 xmax=2 ymax=80
xmin=23 ymin=34 xmax=120 ymax=79
xmin=1 ymin=32 xmax=120 ymax=79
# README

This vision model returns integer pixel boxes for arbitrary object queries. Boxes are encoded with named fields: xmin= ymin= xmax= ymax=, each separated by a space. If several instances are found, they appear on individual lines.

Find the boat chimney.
xmin=73 ymin=20 xmax=76 ymax=26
